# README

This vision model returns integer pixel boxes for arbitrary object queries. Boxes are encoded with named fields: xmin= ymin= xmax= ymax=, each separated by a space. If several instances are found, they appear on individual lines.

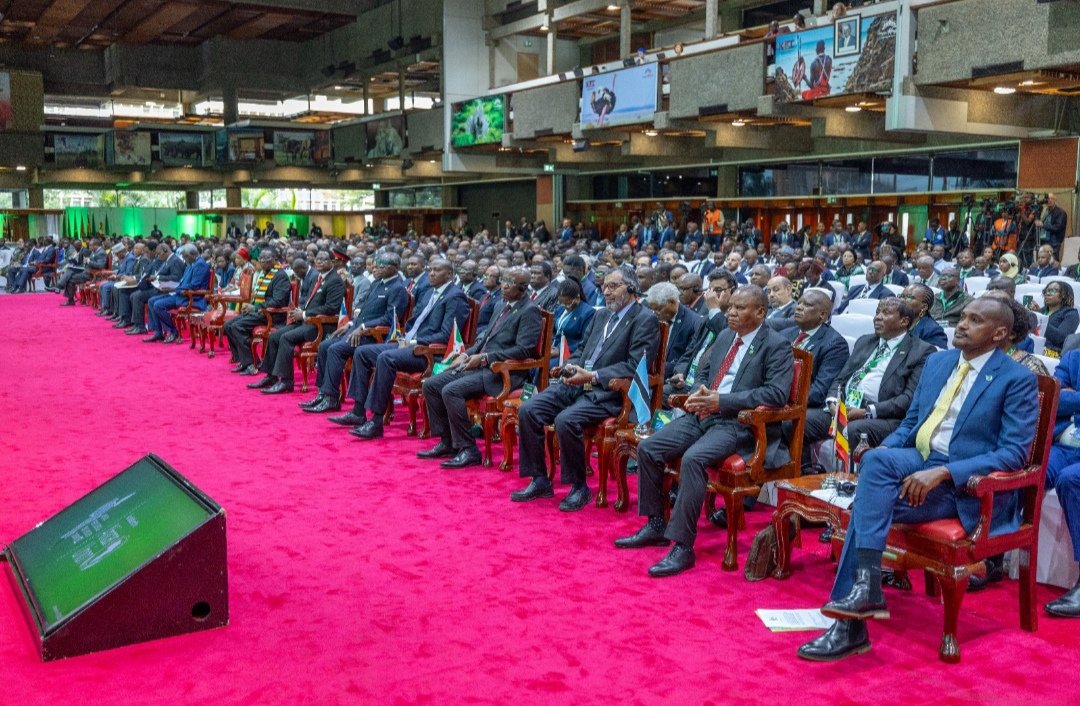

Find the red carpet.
xmin=1 ymin=293 xmax=1079 ymax=705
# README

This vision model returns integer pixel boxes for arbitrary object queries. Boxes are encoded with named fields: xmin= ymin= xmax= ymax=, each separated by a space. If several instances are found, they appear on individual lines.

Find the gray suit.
xmin=637 ymin=325 xmax=794 ymax=547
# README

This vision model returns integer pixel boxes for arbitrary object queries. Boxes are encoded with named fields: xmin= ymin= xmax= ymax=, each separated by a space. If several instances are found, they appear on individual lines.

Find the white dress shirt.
xmin=717 ymin=325 xmax=762 ymax=394
xmin=929 ymin=349 xmax=994 ymax=456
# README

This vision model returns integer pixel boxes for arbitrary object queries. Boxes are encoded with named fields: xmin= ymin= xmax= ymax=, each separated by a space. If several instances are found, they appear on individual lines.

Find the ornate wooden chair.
xmin=169 ymin=270 xmax=216 ymax=341
xmin=195 ymin=268 xmax=255 ymax=356
xmin=29 ymin=248 xmax=61 ymax=292
xmin=539 ymin=322 xmax=669 ymax=507
xmin=833 ymin=373 xmax=1058 ymax=663
xmin=77 ymin=253 xmax=113 ymax=306
xmin=251 ymin=280 xmax=300 ymax=367
xmin=401 ymin=298 xmax=480 ymax=437
xmin=663 ymin=347 xmax=812 ymax=571
xmin=339 ymin=293 xmax=414 ymax=417
xmin=297 ymin=282 xmax=354 ymax=392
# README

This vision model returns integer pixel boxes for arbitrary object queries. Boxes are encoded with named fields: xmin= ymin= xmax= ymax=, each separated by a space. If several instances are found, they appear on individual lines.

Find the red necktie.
xmin=530 ymin=290 xmax=538 ymax=301
xmin=793 ymin=332 xmax=808 ymax=348
xmin=709 ymin=336 xmax=743 ymax=391
xmin=305 ymin=275 xmax=322 ymax=307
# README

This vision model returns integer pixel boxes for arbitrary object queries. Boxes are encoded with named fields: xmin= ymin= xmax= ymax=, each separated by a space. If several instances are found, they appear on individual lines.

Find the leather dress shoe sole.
xmin=648 ymin=548 xmax=696 ymax=578
xmin=797 ymin=627 xmax=872 ymax=662
xmin=820 ymin=604 xmax=890 ymax=621
xmin=614 ymin=526 xmax=670 ymax=549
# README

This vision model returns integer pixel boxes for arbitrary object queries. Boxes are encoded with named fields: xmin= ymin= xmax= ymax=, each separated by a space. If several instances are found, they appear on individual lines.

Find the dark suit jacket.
xmin=532 ymin=281 xmax=560 ymax=312
xmin=829 ymin=333 xmax=934 ymax=419
xmin=408 ymin=271 xmax=431 ymax=305
xmin=765 ymin=300 xmax=796 ymax=330
xmin=301 ymin=269 xmax=345 ymax=318
xmin=477 ymin=290 xmax=503 ymax=333
xmin=464 ymin=280 xmax=487 ymax=301
xmin=298 ymin=269 xmax=318 ymax=304
xmin=673 ymin=312 xmax=728 ymax=377
xmin=837 ymin=282 xmax=891 ymax=313
xmin=176 ymin=257 xmax=212 ymax=305
xmin=696 ymin=326 xmax=794 ymax=467
xmin=355 ymin=277 xmax=408 ymax=329
xmin=783 ymin=324 xmax=850 ymax=408
xmin=887 ymin=270 xmax=910 ymax=286
xmin=665 ymin=304 xmax=703 ymax=377
xmin=155 ymin=254 xmax=186 ymax=283
xmin=569 ymin=301 xmax=660 ymax=414
xmin=553 ymin=301 xmax=596 ymax=354
xmin=406 ymin=284 xmax=471 ymax=347
xmin=86 ymin=247 xmax=108 ymax=272
xmin=467 ymin=300 xmax=544 ymax=395
xmin=883 ymin=349 xmax=1037 ymax=534
xmin=911 ymin=315 xmax=949 ymax=349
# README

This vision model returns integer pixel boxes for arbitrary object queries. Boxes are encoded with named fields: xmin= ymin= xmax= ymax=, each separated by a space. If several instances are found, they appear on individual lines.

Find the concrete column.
xmin=715 ymin=166 xmax=739 ymax=199
xmin=225 ymin=187 xmax=241 ymax=208
xmin=27 ymin=187 xmax=44 ymax=209
xmin=705 ymin=0 xmax=718 ymax=40
xmin=222 ymin=85 xmax=239 ymax=125
xmin=620 ymin=5 xmax=631 ymax=58
xmin=546 ymin=26 xmax=557 ymax=76
xmin=185 ymin=190 xmax=199 ymax=209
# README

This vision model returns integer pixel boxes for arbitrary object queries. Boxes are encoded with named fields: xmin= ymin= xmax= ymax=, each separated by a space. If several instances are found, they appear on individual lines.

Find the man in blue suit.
xmin=798 ymin=297 xmax=1038 ymax=661
xmin=301 ymin=253 xmax=409 ymax=413
xmin=127 ymin=243 xmax=184 ymax=335
xmin=836 ymin=260 xmax=892 ymax=314
xmin=145 ymin=243 xmax=210 ymax=344
xmin=338 ymin=258 xmax=470 ymax=440
xmin=1043 ymin=349 xmax=1080 ymax=618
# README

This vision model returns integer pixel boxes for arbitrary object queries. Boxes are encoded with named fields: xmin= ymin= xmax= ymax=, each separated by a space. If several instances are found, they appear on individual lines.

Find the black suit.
xmin=782 ymin=325 xmax=850 ymax=409
xmin=531 ymin=281 xmax=560 ymax=313
xmin=260 ymin=269 xmax=344 ymax=382
xmin=423 ymin=299 xmax=543 ymax=451
xmin=836 ymin=282 xmax=891 ymax=313
xmin=130 ymin=254 xmax=185 ymax=327
xmin=765 ymin=300 xmax=796 ymax=330
xmin=64 ymin=246 xmax=108 ymax=302
xmin=804 ymin=332 xmax=934 ymax=450
xmin=663 ymin=312 xmax=727 ymax=401
xmin=225 ymin=269 xmax=293 ymax=367
xmin=637 ymin=326 xmax=793 ymax=547
xmin=665 ymin=304 xmax=703 ymax=377
xmin=518 ymin=301 xmax=660 ymax=485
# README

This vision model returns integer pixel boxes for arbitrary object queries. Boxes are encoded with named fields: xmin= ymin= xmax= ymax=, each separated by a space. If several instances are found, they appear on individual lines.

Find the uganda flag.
xmin=832 ymin=400 xmax=850 ymax=473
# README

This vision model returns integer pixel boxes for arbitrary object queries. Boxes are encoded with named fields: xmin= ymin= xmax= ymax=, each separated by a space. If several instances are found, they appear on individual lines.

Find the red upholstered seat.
xmin=719 ymin=454 xmax=747 ymax=475
xmin=253 ymin=326 xmax=269 ymax=337
xmin=901 ymin=518 xmax=967 ymax=542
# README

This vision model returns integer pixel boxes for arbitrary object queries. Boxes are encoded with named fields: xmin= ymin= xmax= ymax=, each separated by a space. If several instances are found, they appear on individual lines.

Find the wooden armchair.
xmin=836 ymin=373 xmax=1058 ymax=663
xmin=194 ymin=269 xmax=254 ymax=356
xmin=297 ymin=282 xmax=354 ymax=392
xmin=663 ymin=347 xmax=812 ymax=571
xmin=541 ymin=322 xmax=669 ymax=508
xmin=401 ymin=298 xmax=480 ymax=437
xmin=29 ymin=249 xmax=61 ymax=292
xmin=169 ymin=270 xmax=216 ymax=341
xmin=77 ymin=253 xmax=113 ymax=306
xmin=339 ymin=292 xmax=414 ymax=409
xmin=251 ymin=280 xmax=300 ymax=367
xmin=466 ymin=309 xmax=554 ymax=467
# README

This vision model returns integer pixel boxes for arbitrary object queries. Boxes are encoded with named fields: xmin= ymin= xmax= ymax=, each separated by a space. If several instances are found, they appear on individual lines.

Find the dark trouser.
xmin=99 ymin=281 xmax=116 ymax=310
xmin=422 ymin=369 xmax=492 ymax=450
xmin=350 ymin=344 xmax=426 ymax=415
xmin=148 ymin=293 xmax=196 ymax=336
xmin=64 ymin=272 xmax=91 ymax=301
xmin=318 ymin=329 xmax=369 ymax=395
xmin=830 ymin=449 xmax=957 ymax=600
xmin=1047 ymin=444 xmax=1080 ymax=562
xmin=56 ymin=269 xmax=76 ymax=292
xmin=224 ymin=312 xmax=265 ymax=367
xmin=11 ymin=266 xmax=34 ymax=292
xmin=129 ymin=289 xmax=156 ymax=327
xmin=517 ymin=382 xmax=616 ymax=485
xmin=260 ymin=322 xmax=317 ymax=381
xmin=637 ymin=413 xmax=753 ymax=547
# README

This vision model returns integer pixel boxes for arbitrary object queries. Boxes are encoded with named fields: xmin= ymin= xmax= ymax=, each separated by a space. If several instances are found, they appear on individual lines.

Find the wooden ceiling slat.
xmin=121 ymin=1 xmax=200 ymax=44
xmin=226 ymin=11 xmax=293 ymax=40
xmin=28 ymin=0 xmax=96 ymax=43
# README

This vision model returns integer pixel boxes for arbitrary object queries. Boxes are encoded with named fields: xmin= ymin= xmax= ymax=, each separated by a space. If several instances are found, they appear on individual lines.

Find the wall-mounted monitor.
xmin=451 ymin=96 xmax=505 ymax=147
xmin=579 ymin=63 xmax=659 ymax=130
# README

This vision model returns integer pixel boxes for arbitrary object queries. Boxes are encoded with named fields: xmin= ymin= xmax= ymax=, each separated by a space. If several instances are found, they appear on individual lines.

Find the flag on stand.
xmin=831 ymin=400 xmax=850 ymax=473
xmin=442 ymin=319 xmax=464 ymax=362
xmin=338 ymin=298 xmax=349 ymax=326
xmin=558 ymin=334 xmax=571 ymax=367
xmin=627 ymin=351 xmax=652 ymax=426
xmin=388 ymin=310 xmax=400 ymax=342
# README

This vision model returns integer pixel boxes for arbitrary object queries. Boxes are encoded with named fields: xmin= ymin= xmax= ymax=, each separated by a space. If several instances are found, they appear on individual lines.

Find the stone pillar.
xmin=225 ymin=187 xmax=241 ymax=209
xmin=27 ymin=187 xmax=44 ymax=209
xmin=620 ymin=5 xmax=631 ymax=58
xmin=222 ymin=85 xmax=239 ymax=125
xmin=185 ymin=190 xmax=199 ymax=209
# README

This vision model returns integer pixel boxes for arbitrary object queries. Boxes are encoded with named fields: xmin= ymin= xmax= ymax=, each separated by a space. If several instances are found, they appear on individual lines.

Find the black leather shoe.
xmin=510 ymin=477 xmax=554 ymax=502
xmin=441 ymin=447 xmax=483 ymax=469
xmin=239 ymin=365 xmax=259 ymax=376
xmin=1045 ymin=580 xmax=1080 ymax=618
xmin=708 ymin=508 xmax=728 ymax=528
xmin=232 ymin=363 xmax=249 ymax=374
xmin=648 ymin=544 xmax=696 ymax=577
xmin=299 ymin=394 xmax=325 ymax=408
xmin=61 ymin=300 xmax=75 ymax=306
xmin=797 ymin=619 xmax=871 ymax=662
xmin=304 ymin=397 xmax=340 ymax=413
xmin=142 ymin=334 xmax=165 ymax=343
xmin=559 ymin=484 xmax=592 ymax=512
xmin=967 ymin=554 xmax=1005 ymax=593
xmin=614 ymin=522 xmax=670 ymax=549
xmin=350 ymin=420 xmax=383 ymax=439
xmin=329 ymin=411 xmax=366 ymax=426
xmin=247 ymin=376 xmax=277 ymax=390
xmin=126 ymin=326 xmax=147 ymax=335
xmin=821 ymin=569 xmax=890 ymax=620
xmin=112 ymin=321 xmax=130 ymax=329
xmin=819 ymin=527 xmax=834 ymax=544
xmin=417 ymin=440 xmax=455 ymax=459
xmin=163 ymin=333 xmax=178 ymax=344
xmin=261 ymin=381 xmax=294 ymax=394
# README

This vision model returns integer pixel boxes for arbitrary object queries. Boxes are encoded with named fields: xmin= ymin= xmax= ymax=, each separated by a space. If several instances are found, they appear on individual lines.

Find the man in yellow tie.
xmin=798 ymin=297 xmax=1039 ymax=661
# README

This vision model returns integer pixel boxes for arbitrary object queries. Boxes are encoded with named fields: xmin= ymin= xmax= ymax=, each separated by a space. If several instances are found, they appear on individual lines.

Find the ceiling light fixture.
xmin=993 ymin=86 xmax=1017 ymax=95
xmin=845 ymin=105 xmax=862 ymax=112
xmin=607 ymin=4 xmax=620 ymax=10
xmin=15 ymin=165 xmax=27 ymax=171
xmin=643 ymin=129 xmax=658 ymax=136
xmin=732 ymin=119 xmax=746 ymax=127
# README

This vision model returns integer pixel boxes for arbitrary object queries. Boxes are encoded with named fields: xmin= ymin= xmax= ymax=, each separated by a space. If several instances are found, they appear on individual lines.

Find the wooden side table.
xmin=771 ymin=474 xmax=855 ymax=580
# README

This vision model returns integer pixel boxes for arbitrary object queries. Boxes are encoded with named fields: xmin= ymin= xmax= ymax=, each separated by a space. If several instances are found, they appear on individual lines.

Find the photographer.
xmin=1038 ymin=193 xmax=1068 ymax=261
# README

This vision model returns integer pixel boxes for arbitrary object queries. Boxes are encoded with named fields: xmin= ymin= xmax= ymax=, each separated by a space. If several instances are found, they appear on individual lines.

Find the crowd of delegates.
xmin=13 ymin=207 xmax=1080 ymax=664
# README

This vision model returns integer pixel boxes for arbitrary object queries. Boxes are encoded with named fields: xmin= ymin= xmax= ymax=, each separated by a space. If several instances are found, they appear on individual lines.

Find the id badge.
xmin=398 ymin=339 xmax=410 ymax=349
xmin=845 ymin=388 xmax=864 ymax=409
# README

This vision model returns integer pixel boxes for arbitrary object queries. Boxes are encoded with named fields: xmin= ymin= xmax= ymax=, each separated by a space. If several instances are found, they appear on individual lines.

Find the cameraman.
xmin=1037 ymin=193 xmax=1068 ymax=261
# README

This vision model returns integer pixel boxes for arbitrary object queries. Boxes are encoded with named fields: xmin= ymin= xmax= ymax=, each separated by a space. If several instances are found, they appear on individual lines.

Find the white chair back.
xmin=883 ymin=283 xmax=904 ymax=296
xmin=831 ymin=314 xmax=875 ymax=339
xmin=843 ymin=335 xmax=857 ymax=354
xmin=1031 ymin=335 xmax=1047 ymax=356
xmin=844 ymin=298 xmax=881 ymax=316
xmin=1016 ymin=283 xmax=1045 ymax=310
xmin=943 ymin=326 xmax=955 ymax=348
xmin=847 ymin=274 xmax=867 ymax=290
xmin=964 ymin=276 xmax=991 ymax=295
xmin=1036 ymin=354 xmax=1059 ymax=375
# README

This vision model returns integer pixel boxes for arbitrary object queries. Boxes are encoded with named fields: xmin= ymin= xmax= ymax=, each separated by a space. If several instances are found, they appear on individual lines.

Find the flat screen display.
xmin=579 ymin=63 xmax=658 ymax=130
xmin=7 ymin=456 xmax=215 ymax=632
xmin=451 ymin=96 xmax=505 ymax=147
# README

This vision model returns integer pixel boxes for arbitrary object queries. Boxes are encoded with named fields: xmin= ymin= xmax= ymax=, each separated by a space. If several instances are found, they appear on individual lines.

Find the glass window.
xmin=739 ymin=163 xmax=820 ymax=197
xmin=872 ymin=155 xmax=930 ymax=194
xmin=931 ymin=148 xmax=1018 ymax=191
xmin=820 ymin=159 xmax=873 ymax=195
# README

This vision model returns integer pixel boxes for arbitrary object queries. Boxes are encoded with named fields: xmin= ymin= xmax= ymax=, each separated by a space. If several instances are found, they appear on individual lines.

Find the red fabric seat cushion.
xmin=721 ymin=453 xmax=746 ymax=474
xmin=899 ymin=518 xmax=967 ymax=542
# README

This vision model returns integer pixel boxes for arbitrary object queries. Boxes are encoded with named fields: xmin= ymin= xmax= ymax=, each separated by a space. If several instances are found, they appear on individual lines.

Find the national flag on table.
xmin=442 ymin=319 xmax=464 ymax=362
xmin=558 ymin=334 xmax=571 ymax=367
xmin=831 ymin=400 xmax=850 ymax=472
xmin=388 ymin=309 xmax=400 ymax=342
xmin=338 ymin=297 xmax=348 ymax=326
xmin=627 ymin=351 xmax=652 ymax=426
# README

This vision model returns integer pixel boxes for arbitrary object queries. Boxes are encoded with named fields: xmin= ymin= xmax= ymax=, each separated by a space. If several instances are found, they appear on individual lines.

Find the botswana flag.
xmin=628 ymin=351 xmax=651 ymax=426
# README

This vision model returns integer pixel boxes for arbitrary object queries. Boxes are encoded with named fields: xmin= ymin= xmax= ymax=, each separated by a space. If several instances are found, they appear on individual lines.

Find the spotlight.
xmin=993 ymin=86 xmax=1017 ymax=95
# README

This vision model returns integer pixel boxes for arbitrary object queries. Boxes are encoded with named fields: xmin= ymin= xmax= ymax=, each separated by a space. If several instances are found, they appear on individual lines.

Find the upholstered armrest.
xmin=490 ymin=358 xmax=544 ymax=400
xmin=966 ymin=467 xmax=1043 ymax=497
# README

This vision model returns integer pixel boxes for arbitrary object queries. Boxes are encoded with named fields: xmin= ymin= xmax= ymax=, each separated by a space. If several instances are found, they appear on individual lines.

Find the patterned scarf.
xmin=253 ymin=265 xmax=279 ymax=304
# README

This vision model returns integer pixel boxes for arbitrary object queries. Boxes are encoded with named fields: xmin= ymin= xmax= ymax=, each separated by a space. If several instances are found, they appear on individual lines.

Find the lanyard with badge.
xmin=583 ymin=312 xmax=622 ymax=372
xmin=685 ymin=331 xmax=716 ymax=387
xmin=844 ymin=342 xmax=891 ymax=408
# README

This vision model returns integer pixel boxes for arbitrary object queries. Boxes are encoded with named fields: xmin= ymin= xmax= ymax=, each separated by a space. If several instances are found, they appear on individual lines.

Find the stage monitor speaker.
xmin=2 ymin=454 xmax=228 ymax=661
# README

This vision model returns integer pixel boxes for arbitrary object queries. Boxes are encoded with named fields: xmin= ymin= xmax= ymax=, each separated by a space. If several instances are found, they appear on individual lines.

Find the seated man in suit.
xmin=418 ymin=268 xmax=543 ymax=468
xmin=247 ymin=250 xmax=344 ymax=394
xmin=144 ymin=244 xmax=211 ymax=344
xmin=807 ymin=298 xmax=935 ymax=472
xmin=7 ymin=238 xmax=42 ymax=293
xmin=781 ymin=288 xmax=850 ymax=437
xmin=457 ymin=259 xmax=486 ymax=301
xmin=765 ymin=275 xmax=796 ymax=328
xmin=62 ymin=237 xmax=108 ymax=305
xmin=529 ymin=261 xmax=560 ymax=312
xmin=837 ymin=261 xmax=891 ymax=313
xmin=675 ymin=273 xmax=707 ymax=317
xmin=331 ymin=258 xmax=470 ymax=439
xmin=1042 ymin=349 xmax=1080 ymax=617
xmin=127 ymin=243 xmax=184 ymax=336
xmin=798 ymin=298 xmax=1037 ymax=660
xmin=615 ymin=285 xmax=794 ymax=577
xmin=929 ymin=268 xmax=972 ymax=328
xmin=111 ymin=241 xmax=154 ymax=326
xmin=663 ymin=274 xmax=733 ymax=402
xmin=511 ymin=267 xmax=659 ymax=512
xmin=902 ymin=283 xmax=949 ymax=349
xmin=644 ymin=281 xmax=702 ymax=378
xmin=97 ymin=241 xmax=134 ymax=318
xmin=300 ymin=253 xmax=409 ymax=413
xmin=225 ymin=248 xmax=292 ymax=375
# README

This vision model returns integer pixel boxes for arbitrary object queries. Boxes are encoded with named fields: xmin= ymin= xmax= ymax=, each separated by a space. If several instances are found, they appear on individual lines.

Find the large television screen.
xmin=773 ymin=13 xmax=896 ymax=103
xmin=365 ymin=116 xmax=405 ymax=159
xmin=6 ymin=456 xmax=216 ymax=632
xmin=273 ymin=130 xmax=315 ymax=165
xmin=579 ymin=63 xmax=659 ymax=130
xmin=451 ymin=96 xmax=505 ymax=147
xmin=158 ymin=132 xmax=211 ymax=167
